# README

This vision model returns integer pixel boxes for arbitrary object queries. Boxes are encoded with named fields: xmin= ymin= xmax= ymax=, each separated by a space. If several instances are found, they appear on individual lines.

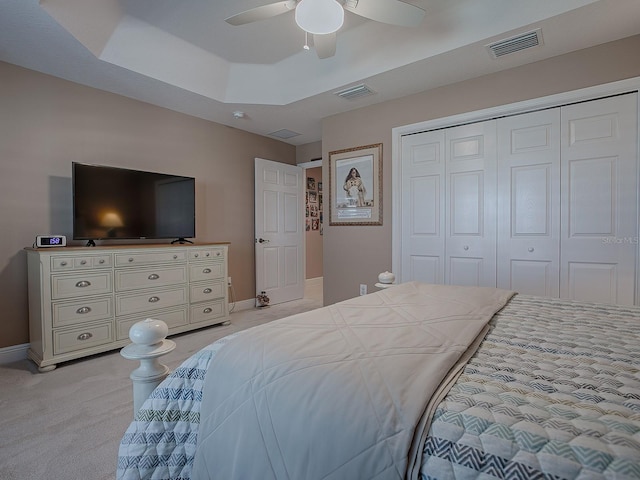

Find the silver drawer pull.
xmin=99 ymin=259 xmax=105 ymax=264
xmin=194 ymin=253 xmax=199 ymax=258
xmin=128 ymin=257 xmax=134 ymax=262
xmin=76 ymin=280 xmax=91 ymax=288
xmin=76 ymin=306 xmax=92 ymax=314
xmin=173 ymin=255 xmax=178 ymax=259
xmin=203 ymin=288 xmax=212 ymax=294
xmin=60 ymin=261 xmax=68 ymax=266
xmin=203 ymin=308 xmax=212 ymax=314
xmin=148 ymin=273 xmax=160 ymax=280
xmin=203 ymin=268 xmax=212 ymax=274
xmin=148 ymin=296 xmax=160 ymax=303
xmin=77 ymin=332 xmax=93 ymax=341
xmin=528 ymin=247 xmax=535 ymax=253
xmin=206 ymin=252 xmax=210 ymax=257
xmin=216 ymin=252 xmax=221 ymax=256
xmin=80 ymin=260 xmax=87 ymax=265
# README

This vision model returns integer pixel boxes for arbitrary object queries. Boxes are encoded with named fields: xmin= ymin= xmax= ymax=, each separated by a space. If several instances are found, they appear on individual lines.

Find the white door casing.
xmin=393 ymin=80 xmax=639 ymax=306
xmin=255 ymin=158 xmax=305 ymax=305
xmin=497 ymin=108 xmax=561 ymax=296
xmin=560 ymin=94 xmax=638 ymax=305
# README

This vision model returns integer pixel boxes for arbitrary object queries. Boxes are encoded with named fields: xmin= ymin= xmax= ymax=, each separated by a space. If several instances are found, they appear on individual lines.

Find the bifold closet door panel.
xmin=445 ymin=121 xmax=497 ymax=287
xmin=496 ymin=108 xmax=561 ymax=296
xmin=400 ymin=130 xmax=446 ymax=284
xmin=560 ymin=93 xmax=638 ymax=305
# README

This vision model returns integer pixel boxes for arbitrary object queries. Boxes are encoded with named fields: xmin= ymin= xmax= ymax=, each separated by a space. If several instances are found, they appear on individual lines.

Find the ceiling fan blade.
xmin=343 ymin=0 xmax=425 ymax=27
xmin=314 ymin=33 xmax=337 ymax=59
xmin=225 ymin=1 xmax=297 ymax=26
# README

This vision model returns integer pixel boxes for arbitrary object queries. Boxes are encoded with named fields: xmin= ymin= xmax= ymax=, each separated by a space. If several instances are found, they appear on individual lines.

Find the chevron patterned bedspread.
xmin=117 ymin=294 xmax=640 ymax=480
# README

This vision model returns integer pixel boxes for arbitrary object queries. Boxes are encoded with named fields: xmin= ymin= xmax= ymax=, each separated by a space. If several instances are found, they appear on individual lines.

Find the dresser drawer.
xmin=53 ymin=321 xmax=113 ymax=355
xmin=114 ymin=250 xmax=186 ymax=267
xmin=116 ymin=286 xmax=188 ymax=316
xmin=52 ymin=296 xmax=113 ymax=328
xmin=189 ymin=262 xmax=224 ymax=282
xmin=190 ymin=299 xmax=226 ymax=325
xmin=115 ymin=266 xmax=187 ymax=292
xmin=190 ymin=280 xmax=225 ymax=303
xmin=51 ymin=254 xmax=112 ymax=272
xmin=51 ymin=272 xmax=113 ymax=299
xmin=189 ymin=247 xmax=225 ymax=261
xmin=116 ymin=308 xmax=188 ymax=340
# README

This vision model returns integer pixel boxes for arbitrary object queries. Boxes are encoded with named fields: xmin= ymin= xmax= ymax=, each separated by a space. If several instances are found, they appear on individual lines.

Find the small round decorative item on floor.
xmin=256 ymin=291 xmax=270 ymax=308
xmin=378 ymin=271 xmax=396 ymax=284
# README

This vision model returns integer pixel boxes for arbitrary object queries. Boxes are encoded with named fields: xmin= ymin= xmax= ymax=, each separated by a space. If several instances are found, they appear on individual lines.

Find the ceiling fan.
xmin=225 ymin=0 xmax=426 ymax=59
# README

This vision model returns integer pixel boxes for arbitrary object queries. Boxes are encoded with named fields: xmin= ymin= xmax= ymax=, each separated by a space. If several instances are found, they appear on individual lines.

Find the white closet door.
xmin=445 ymin=121 xmax=497 ymax=287
xmin=560 ymin=93 xmax=638 ymax=305
xmin=400 ymin=130 xmax=446 ymax=284
xmin=497 ymin=109 xmax=561 ymax=296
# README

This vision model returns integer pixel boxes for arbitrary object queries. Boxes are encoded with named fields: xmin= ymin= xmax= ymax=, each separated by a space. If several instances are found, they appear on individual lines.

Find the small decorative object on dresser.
xmin=25 ymin=243 xmax=230 ymax=372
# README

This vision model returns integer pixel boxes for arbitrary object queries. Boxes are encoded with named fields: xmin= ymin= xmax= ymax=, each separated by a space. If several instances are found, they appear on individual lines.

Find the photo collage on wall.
xmin=306 ymin=176 xmax=323 ymax=235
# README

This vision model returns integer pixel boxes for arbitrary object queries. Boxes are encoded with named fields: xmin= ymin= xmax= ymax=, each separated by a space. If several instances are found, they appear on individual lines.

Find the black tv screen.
xmin=72 ymin=163 xmax=195 ymax=242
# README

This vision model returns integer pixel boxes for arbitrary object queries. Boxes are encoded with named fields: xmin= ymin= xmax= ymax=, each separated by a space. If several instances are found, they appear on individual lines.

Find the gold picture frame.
xmin=329 ymin=143 xmax=382 ymax=226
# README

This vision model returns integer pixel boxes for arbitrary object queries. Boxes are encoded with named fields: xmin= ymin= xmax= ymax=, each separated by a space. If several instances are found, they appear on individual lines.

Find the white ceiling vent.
xmin=268 ymin=129 xmax=301 ymax=139
xmin=335 ymin=84 xmax=376 ymax=100
xmin=486 ymin=28 xmax=543 ymax=58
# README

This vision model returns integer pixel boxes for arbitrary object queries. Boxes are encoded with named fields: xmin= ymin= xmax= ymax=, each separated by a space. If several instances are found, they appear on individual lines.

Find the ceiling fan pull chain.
xmin=304 ymin=31 xmax=310 ymax=51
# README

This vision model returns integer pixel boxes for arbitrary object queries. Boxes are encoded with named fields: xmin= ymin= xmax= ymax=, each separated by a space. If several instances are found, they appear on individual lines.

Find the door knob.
xmin=257 ymin=238 xmax=270 ymax=244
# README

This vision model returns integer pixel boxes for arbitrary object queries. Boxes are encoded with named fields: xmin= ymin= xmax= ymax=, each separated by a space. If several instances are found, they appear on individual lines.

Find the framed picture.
xmin=307 ymin=177 xmax=316 ymax=190
xmin=329 ymin=143 xmax=382 ymax=225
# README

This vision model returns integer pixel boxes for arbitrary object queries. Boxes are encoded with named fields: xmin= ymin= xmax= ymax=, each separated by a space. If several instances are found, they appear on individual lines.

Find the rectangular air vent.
xmin=335 ymin=83 xmax=376 ymax=100
xmin=268 ymin=129 xmax=301 ymax=139
xmin=486 ymin=29 xmax=543 ymax=58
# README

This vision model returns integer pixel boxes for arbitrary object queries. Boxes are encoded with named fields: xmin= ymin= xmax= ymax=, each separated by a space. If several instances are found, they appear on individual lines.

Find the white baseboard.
xmin=229 ymin=298 xmax=257 ymax=312
xmin=305 ymin=277 xmax=322 ymax=288
xmin=0 ymin=343 xmax=29 ymax=364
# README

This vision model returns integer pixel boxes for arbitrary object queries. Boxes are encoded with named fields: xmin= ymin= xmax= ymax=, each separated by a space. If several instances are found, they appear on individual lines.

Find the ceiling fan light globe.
xmin=295 ymin=0 xmax=344 ymax=35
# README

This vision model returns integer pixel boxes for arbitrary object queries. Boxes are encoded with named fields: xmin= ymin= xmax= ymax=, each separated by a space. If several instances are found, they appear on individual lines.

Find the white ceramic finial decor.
xmin=378 ymin=271 xmax=396 ymax=284
xmin=129 ymin=318 xmax=169 ymax=346
xmin=121 ymin=318 xmax=175 ymax=417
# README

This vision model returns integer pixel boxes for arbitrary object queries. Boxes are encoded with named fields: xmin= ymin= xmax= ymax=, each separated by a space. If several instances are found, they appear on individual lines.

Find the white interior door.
xmin=255 ymin=158 xmax=305 ymax=305
xmin=560 ymin=94 xmax=638 ymax=305
xmin=497 ymin=108 xmax=561 ymax=296
xmin=400 ymin=130 xmax=446 ymax=284
xmin=445 ymin=121 xmax=497 ymax=287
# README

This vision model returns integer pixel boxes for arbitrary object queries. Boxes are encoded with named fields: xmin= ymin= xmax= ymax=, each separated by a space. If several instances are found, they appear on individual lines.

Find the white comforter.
xmin=192 ymin=281 xmax=514 ymax=479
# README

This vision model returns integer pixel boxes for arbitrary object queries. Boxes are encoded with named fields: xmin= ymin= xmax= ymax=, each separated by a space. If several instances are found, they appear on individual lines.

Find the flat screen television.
xmin=72 ymin=162 xmax=195 ymax=244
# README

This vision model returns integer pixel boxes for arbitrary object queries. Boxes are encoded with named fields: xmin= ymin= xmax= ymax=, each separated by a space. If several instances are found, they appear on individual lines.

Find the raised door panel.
xmin=560 ymin=94 xmax=638 ymax=305
xmin=497 ymin=108 xmax=560 ymax=296
xmin=400 ymin=130 xmax=445 ymax=283
xmin=445 ymin=121 xmax=497 ymax=287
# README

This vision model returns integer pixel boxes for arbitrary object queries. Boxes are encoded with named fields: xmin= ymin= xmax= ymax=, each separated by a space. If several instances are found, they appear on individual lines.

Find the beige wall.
xmin=322 ymin=34 xmax=640 ymax=305
xmin=304 ymin=167 xmax=323 ymax=279
xmin=0 ymin=61 xmax=296 ymax=349
xmin=296 ymin=141 xmax=322 ymax=164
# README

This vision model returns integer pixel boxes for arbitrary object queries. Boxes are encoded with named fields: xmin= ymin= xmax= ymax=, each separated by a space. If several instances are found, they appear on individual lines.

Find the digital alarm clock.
xmin=35 ymin=235 xmax=66 ymax=248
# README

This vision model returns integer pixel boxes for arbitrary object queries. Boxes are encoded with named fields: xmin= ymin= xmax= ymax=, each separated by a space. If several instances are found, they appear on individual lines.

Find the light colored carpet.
xmin=0 ymin=286 xmax=322 ymax=480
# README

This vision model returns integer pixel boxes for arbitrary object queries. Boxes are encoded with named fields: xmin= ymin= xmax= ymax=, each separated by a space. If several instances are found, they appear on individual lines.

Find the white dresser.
xmin=25 ymin=243 xmax=229 ymax=371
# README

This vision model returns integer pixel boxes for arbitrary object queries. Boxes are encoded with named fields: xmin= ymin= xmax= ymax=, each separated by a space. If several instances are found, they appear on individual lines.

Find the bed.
xmin=117 ymin=282 xmax=640 ymax=479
